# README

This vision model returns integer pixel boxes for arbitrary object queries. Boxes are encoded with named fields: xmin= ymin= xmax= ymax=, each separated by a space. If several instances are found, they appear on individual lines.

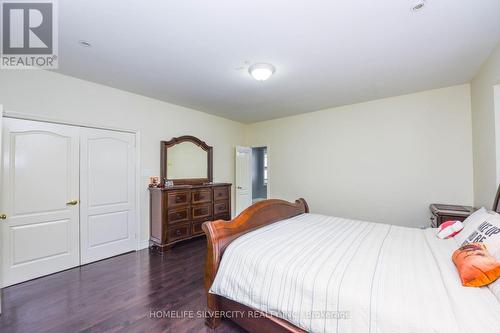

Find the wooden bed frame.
xmin=202 ymin=186 xmax=500 ymax=332
xmin=202 ymin=198 xmax=309 ymax=333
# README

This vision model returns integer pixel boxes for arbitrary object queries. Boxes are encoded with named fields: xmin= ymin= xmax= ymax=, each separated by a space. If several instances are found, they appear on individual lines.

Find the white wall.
xmin=0 ymin=70 xmax=477 ymax=233
xmin=245 ymin=85 xmax=474 ymax=227
xmin=0 ymin=70 xmax=245 ymax=245
xmin=471 ymin=42 xmax=500 ymax=208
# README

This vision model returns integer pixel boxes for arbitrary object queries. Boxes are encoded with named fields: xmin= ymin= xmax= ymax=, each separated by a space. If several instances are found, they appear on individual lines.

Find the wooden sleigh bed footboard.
xmin=201 ymin=198 xmax=309 ymax=332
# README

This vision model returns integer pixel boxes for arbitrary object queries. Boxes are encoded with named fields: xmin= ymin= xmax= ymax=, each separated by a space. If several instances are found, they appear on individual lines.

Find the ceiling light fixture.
xmin=412 ymin=1 xmax=426 ymax=12
xmin=78 ymin=40 xmax=92 ymax=47
xmin=248 ymin=63 xmax=275 ymax=81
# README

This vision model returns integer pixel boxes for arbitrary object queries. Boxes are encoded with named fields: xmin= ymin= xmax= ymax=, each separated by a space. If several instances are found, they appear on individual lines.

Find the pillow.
xmin=455 ymin=207 xmax=489 ymax=244
xmin=489 ymin=273 xmax=500 ymax=300
xmin=452 ymin=243 xmax=500 ymax=287
xmin=487 ymin=238 xmax=500 ymax=299
xmin=436 ymin=220 xmax=464 ymax=239
xmin=456 ymin=208 xmax=500 ymax=247
xmin=461 ymin=219 xmax=500 ymax=244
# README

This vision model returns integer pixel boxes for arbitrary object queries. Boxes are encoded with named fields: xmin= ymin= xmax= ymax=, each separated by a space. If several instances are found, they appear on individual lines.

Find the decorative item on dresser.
xmin=429 ymin=203 xmax=476 ymax=227
xmin=149 ymin=135 xmax=231 ymax=251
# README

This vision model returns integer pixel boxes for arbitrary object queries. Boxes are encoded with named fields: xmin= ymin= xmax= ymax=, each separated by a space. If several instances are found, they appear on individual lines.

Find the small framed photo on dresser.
xmin=148 ymin=176 xmax=159 ymax=188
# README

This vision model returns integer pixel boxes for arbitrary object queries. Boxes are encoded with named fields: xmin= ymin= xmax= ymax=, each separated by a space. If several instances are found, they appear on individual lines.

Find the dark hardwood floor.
xmin=0 ymin=238 xmax=244 ymax=333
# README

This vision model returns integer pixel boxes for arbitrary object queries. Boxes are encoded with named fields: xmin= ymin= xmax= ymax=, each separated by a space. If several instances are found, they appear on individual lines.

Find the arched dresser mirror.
xmin=149 ymin=135 xmax=231 ymax=251
xmin=160 ymin=135 xmax=212 ymax=185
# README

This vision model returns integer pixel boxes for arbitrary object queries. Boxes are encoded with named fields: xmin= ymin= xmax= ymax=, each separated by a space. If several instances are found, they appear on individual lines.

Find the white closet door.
xmin=80 ymin=128 xmax=136 ymax=264
xmin=1 ymin=118 xmax=80 ymax=286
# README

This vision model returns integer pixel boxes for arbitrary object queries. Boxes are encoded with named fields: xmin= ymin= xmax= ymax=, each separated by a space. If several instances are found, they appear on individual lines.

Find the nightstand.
xmin=429 ymin=204 xmax=476 ymax=228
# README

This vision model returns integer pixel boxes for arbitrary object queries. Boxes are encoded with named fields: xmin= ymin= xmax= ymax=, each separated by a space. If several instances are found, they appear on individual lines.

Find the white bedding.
xmin=209 ymin=213 xmax=500 ymax=333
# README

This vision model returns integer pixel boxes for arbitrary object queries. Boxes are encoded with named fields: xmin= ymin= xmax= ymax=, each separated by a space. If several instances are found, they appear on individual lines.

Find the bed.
xmin=202 ymin=197 xmax=500 ymax=333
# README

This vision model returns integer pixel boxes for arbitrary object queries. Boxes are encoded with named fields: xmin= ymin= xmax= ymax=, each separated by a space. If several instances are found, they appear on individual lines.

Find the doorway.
xmin=251 ymin=146 xmax=268 ymax=204
xmin=235 ymin=145 xmax=269 ymax=216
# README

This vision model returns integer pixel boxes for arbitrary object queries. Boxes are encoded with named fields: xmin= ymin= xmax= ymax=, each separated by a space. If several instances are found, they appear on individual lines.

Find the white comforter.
xmin=209 ymin=213 xmax=500 ymax=333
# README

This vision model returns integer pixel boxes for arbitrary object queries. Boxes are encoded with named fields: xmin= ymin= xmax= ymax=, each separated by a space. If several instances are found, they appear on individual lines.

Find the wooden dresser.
xmin=149 ymin=183 xmax=231 ymax=250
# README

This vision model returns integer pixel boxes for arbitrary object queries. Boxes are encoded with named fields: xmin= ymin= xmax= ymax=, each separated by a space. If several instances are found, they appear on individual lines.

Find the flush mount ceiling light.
xmin=248 ymin=63 xmax=275 ymax=81
xmin=78 ymin=40 xmax=92 ymax=47
xmin=412 ymin=1 xmax=426 ymax=12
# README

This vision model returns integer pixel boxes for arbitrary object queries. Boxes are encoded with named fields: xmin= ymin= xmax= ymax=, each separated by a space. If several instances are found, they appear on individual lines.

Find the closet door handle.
xmin=0 ymin=214 xmax=7 ymax=220
xmin=66 ymin=200 xmax=79 ymax=206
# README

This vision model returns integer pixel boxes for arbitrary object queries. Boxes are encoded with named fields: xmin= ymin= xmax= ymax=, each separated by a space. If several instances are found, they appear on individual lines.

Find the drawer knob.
xmin=176 ymin=229 xmax=181 ymax=236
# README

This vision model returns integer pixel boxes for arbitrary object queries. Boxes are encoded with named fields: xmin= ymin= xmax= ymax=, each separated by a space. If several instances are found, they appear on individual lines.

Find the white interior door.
xmin=235 ymin=146 xmax=252 ymax=215
xmin=79 ymin=128 xmax=136 ymax=264
xmin=1 ymin=118 xmax=80 ymax=286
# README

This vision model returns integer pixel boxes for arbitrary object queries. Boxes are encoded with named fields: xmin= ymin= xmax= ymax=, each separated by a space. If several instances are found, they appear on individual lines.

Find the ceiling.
xmin=57 ymin=0 xmax=500 ymax=123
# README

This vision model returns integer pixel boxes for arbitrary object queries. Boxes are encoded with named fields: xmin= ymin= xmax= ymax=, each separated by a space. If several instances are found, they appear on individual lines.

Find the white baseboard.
xmin=137 ymin=239 xmax=150 ymax=250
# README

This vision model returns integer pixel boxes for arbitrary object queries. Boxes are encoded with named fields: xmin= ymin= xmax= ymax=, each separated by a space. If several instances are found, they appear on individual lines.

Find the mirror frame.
xmin=160 ymin=135 xmax=213 ymax=185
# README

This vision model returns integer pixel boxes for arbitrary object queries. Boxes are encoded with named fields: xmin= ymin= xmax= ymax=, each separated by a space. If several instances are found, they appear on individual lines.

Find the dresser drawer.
xmin=167 ymin=207 xmax=190 ymax=224
xmin=191 ymin=204 xmax=212 ymax=220
xmin=167 ymin=191 xmax=190 ymax=207
xmin=192 ymin=220 xmax=206 ymax=235
xmin=214 ymin=214 xmax=231 ymax=221
xmin=213 ymin=186 xmax=229 ymax=200
xmin=149 ymin=183 xmax=231 ymax=251
xmin=192 ymin=189 xmax=212 ymax=204
xmin=168 ymin=223 xmax=190 ymax=242
xmin=214 ymin=201 xmax=229 ymax=215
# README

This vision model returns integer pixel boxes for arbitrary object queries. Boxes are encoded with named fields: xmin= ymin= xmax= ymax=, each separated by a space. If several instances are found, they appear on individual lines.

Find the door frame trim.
xmin=4 ymin=111 xmax=137 ymax=134
xmin=2 ymin=111 xmax=143 ymax=251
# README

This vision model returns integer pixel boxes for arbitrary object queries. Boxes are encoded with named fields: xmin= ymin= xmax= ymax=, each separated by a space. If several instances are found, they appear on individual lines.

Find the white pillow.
xmin=454 ymin=207 xmax=489 ymax=244
xmin=459 ymin=210 xmax=500 ymax=247
xmin=456 ymin=210 xmax=500 ymax=299
xmin=483 ymin=219 xmax=500 ymax=253
xmin=487 ymin=244 xmax=500 ymax=300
